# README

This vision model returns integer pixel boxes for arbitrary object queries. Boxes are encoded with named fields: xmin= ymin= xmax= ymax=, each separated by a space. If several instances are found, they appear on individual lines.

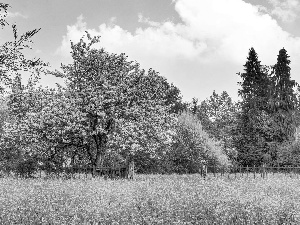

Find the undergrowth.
xmin=0 ymin=174 xmax=300 ymax=224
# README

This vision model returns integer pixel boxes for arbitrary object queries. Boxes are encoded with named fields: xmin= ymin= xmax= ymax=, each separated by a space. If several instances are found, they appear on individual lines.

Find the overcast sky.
xmin=2 ymin=0 xmax=300 ymax=101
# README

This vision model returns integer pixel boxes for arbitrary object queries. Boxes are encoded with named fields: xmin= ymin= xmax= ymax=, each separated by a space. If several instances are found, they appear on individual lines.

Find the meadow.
xmin=0 ymin=174 xmax=300 ymax=224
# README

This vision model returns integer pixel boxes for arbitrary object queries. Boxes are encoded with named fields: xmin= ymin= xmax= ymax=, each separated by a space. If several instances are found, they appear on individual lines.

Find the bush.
xmin=277 ymin=140 xmax=300 ymax=166
xmin=15 ymin=158 xmax=38 ymax=178
xmin=170 ymin=111 xmax=230 ymax=173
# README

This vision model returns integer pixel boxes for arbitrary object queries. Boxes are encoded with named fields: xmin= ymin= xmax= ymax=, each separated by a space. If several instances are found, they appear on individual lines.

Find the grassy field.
xmin=1 ymin=174 xmax=300 ymax=224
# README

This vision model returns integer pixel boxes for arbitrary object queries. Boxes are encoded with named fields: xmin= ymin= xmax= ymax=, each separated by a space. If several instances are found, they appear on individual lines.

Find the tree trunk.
xmin=94 ymin=133 xmax=107 ymax=168
xmin=85 ymin=144 xmax=95 ymax=166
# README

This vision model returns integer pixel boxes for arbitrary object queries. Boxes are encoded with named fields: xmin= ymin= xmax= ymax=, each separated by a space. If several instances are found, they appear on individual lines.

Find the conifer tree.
xmin=270 ymin=48 xmax=296 ymax=143
xmin=236 ymin=47 xmax=271 ymax=166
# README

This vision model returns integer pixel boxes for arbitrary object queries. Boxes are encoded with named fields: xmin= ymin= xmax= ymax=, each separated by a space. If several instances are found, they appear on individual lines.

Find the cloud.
xmin=266 ymin=0 xmax=300 ymax=22
xmin=7 ymin=11 xmax=28 ymax=19
xmin=138 ymin=14 xmax=161 ymax=27
xmin=56 ymin=14 xmax=206 ymax=62
xmin=56 ymin=0 xmax=300 ymax=101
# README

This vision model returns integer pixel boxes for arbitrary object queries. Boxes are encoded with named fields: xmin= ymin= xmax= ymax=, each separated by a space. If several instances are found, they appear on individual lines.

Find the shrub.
xmin=15 ymin=158 xmax=38 ymax=178
xmin=277 ymin=140 xmax=300 ymax=166
xmin=171 ymin=111 xmax=230 ymax=173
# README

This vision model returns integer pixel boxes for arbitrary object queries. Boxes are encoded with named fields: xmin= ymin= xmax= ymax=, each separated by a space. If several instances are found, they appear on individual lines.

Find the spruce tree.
xmin=236 ymin=48 xmax=271 ymax=166
xmin=270 ymin=48 xmax=296 ymax=143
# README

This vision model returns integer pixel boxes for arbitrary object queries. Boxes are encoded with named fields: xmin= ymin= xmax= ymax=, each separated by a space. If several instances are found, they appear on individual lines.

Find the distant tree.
xmin=164 ymin=84 xmax=187 ymax=114
xmin=196 ymin=91 xmax=238 ymax=161
xmin=191 ymin=97 xmax=198 ymax=114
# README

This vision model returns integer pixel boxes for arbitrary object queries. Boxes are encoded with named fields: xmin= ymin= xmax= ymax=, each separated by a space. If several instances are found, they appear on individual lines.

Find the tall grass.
xmin=1 ymin=174 xmax=300 ymax=224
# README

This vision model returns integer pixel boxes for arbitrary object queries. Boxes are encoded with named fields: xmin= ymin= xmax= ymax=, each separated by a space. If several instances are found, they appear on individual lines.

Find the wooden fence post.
xmin=284 ymin=166 xmax=286 ymax=176
xmin=213 ymin=162 xmax=216 ymax=177
xmin=260 ymin=165 xmax=262 ymax=178
xmin=127 ymin=161 xmax=135 ymax=179
xmin=262 ymin=164 xmax=266 ymax=179
xmin=228 ymin=166 xmax=231 ymax=179
xmin=234 ymin=165 xmax=237 ymax=178
xmin=246 ymin=165 xmax=249 ymax=178
xmin=253 ymin=165 xmax=256 ymax=179
xmin=92 ymin=165 xmax=96 ymax=177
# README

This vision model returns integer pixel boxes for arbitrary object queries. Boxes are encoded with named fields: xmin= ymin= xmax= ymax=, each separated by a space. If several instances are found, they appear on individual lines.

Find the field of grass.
xmin=1 ymin=174 xmax=300 ymax=224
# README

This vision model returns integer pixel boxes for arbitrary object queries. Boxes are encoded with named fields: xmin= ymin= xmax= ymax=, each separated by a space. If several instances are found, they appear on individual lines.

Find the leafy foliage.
xmin=1 ymin=2 xmax=299 ymax=175
xmin=277 ymin=140 xmax=300 ymax=166
xmin=2 ymin=33 xmax=177 ymax=173
xmin=0 ymin=3 xmax=48 ymax=177
xmin=0 ymin=5 xmax=47 ymax=93
xmin=171 ymin=111 xmax=229 ymax=173
xmin=197 ymin=91 xmax=238 ymax=160
xmin=0 ymin=3 xmax=9 ymax=28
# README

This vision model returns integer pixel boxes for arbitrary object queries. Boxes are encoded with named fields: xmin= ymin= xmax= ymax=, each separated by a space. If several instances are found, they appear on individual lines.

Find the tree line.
xmin=0 ymin=4 xmax=299 ymax=177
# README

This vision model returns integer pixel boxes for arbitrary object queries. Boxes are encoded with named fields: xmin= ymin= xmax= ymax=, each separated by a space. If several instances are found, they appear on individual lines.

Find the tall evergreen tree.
xmin=236 ymin=47 xmax=271 ymax=166
xmin=270 ymin=48 xmax=297 ymax=143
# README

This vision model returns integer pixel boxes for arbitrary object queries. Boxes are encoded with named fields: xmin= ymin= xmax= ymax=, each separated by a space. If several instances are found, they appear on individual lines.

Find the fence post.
xmin=234 ymin=165 xmax=237 ymax=178
xmin=213 ymin=163 xmax=216 ymax=177
xmin=239 ymin=166 xmax=242 ymax=177
xmin=127 ymin=161 xmax=135 ymax=179
xmin=253 ymin=165 xmax=256 ymax=179
xmin=92 ymin=165 xmax=95 ymax=177
xmin=72 ymin=166 xmax=75 ymax=179
xmin=246 ymin=165 xmax=249 ymax=178
xmin=284 ymin=166 xmax=287 ymax=176
xmin=260 ymin=165 xmax=262 ymax=178
xmin=228 ymin=166 xmax=230 ymax=179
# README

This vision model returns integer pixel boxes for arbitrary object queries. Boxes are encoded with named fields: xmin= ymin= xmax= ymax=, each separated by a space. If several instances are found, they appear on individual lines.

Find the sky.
xmin=1 ymin=0 xmax=300 ymax=102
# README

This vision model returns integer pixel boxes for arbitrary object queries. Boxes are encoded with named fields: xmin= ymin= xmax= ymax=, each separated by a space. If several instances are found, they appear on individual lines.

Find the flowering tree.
xmin=2 ymin=34 xmax=176 ymax=172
